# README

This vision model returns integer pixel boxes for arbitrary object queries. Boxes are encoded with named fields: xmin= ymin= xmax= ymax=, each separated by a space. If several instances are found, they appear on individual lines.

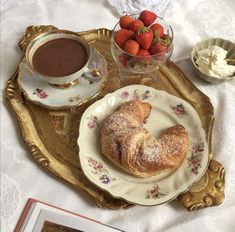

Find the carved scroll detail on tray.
xmin=18 ymin=25 xmax=58 ymax=52
xmin=29 ymin=143 xmax=50 ymax=167
xmin=178 ymin=160 xmax=225 ymax=210
xmin=6 ymin=78 xmax=18 ymax=99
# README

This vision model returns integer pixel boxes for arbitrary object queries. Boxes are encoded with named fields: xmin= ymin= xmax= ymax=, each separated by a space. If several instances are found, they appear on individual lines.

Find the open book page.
xmin=15 ymin=199 xmax=124 ymax=232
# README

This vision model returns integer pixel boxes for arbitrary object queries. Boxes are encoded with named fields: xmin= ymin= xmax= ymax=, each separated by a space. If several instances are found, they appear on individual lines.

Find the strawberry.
xmin=149 ymin=29 xmax=172 ymax=56
xmin=135 ymin=49 xmax=151 ymax=64
xmin=119 ymin=15 xmax=135 ymax=29
xmin=123 ymin=39 xmax=139 ymax=55
xmin=139 ymin=10 xmax=157 ymax=26
xmin=135 ymin=27 xmax=153 ymax=50
xmin=114 ymin=29 xmax=135 ymax=48
xmin=129 ymin=19 xmax=144 ymax=32
xmin=150 ymin=23 xmax=164 ymax=38
xmin=149 ymin=43 xmax=168 ymax=55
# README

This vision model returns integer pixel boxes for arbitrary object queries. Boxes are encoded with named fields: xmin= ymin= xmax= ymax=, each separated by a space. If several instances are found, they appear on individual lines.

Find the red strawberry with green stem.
xmin=139 ymin=10 xmax=157 ymax=26
xmin=123 ymin=39 xmax=139 ymax=55
xmin=135 ymin=27 xmax=153 ymax=50
xmin=150 ymin=23 xmax=164 ymax=38
xmin=129 ymin=19 xmax=144 ymax=32
xmin=119 ymin=14 xmax=135 ymax=29
xmin=114 ymin=29 xmax=135 ymax=49
xmin=150 ymin=31 xmax=171 ymax=55
xmin=150 ymin=43 xmax=168 ymax=56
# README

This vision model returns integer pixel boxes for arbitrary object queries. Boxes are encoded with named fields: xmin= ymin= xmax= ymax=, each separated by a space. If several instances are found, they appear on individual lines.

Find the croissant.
xmin=101 ymin=100 xmax=189 ymax=178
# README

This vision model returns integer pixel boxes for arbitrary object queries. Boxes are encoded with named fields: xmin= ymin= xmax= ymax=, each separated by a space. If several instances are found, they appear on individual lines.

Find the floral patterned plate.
xmin=77 ymin=85 xmax=209 ymax=206
xmin=17 ymin=47 xmax=107 ymax=109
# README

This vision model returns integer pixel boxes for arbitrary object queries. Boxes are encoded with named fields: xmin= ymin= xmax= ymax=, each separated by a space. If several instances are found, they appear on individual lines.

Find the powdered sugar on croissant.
xmin=101 ymin=101 xmax=189 ymax=177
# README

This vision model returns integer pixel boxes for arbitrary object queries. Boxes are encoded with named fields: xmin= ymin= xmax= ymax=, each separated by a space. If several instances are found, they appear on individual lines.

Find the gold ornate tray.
xmin=5 ymin=25 xmax=225 ymax=210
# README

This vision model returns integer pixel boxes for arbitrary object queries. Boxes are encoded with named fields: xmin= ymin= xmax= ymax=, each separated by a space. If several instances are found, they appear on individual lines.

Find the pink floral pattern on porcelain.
xmin=146 ymin=184 xmax=168 ymax=199
xmin=33 ymin=88 xmax=48 ymax=99
xmin=87 ymin=115 xmax=99 ymax=128
xmin=170 ymin=103 xmax=188 ymax=117
xmin=120 ymin=89 xmax=151 ymax=101
xmin=120 ymin=91 xmax=130 ymax=100
xmin=87 ymin=156 xmax=115 ymax=184
xmin=192 ymin=142 xmax=205 ymax=153
xmin=133 ymin=89 xmax=151 ymax=101
xmin=188 ymin=142 xmax=205 ymax=175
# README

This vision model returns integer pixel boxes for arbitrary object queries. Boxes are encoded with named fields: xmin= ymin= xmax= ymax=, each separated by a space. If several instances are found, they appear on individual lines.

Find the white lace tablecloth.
xmin=1 ymin=0 xmax=235 ymax=231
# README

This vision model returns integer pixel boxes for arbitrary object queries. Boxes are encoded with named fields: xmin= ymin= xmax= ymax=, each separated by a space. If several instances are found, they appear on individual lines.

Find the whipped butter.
xmin=195 ymin=45 xmax=235 ymax=79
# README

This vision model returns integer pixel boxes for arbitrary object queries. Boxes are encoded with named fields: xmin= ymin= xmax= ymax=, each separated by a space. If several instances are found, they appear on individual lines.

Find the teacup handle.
xmin=81 ymin=66 xmax=102 ymax=84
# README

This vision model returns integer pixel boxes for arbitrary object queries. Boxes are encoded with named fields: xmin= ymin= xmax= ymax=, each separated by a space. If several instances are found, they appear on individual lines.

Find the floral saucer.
xmin=77 ymin=85 xmax=209 ymax=206
xmin=17 ymin=48 xmax=107 ymax=109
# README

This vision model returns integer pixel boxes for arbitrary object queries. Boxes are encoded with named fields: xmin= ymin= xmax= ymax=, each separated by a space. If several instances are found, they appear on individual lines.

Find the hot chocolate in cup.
xmin=25 ymin=30 xmax=92 ymax=88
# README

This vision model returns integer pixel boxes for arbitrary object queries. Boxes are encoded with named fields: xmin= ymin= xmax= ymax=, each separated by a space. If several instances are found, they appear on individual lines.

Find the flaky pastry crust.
xmin=101 ymin=101 xmax=189 ymax=177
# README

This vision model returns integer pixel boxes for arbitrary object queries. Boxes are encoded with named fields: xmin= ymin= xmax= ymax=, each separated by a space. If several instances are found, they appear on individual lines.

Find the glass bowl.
xmin=111 ymin=14 xmax=174 ymax=76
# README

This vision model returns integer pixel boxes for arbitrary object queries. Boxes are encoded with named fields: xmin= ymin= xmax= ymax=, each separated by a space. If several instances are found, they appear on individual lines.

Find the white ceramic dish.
xmin=77 ymin=85 xmax=209 ymax=206
xmin=17 ymin=47 xmax=107 ymax=109
xmin=191 ymin=38 xmax=235 ymax=83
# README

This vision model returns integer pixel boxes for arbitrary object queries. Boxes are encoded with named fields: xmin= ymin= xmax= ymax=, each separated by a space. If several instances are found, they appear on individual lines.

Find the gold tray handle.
xmin=178 ymin=160 xmax=225 ymax=211
xmin=18 ymin=25 xmax=58 ymax=52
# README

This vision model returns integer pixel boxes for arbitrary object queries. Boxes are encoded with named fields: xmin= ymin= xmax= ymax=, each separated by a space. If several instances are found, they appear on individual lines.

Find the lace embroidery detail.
xmin=185 ymin=0 xmax=235 ymax=40
xmin=1 ymin=173 xmax=22 ymax=231
xmin=107 ymin=0 xmax=175 ymax=16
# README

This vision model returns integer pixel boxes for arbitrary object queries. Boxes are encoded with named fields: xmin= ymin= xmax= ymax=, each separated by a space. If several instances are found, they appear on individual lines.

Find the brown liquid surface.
xmin=32 ymin=38 xmax=88 ymax=77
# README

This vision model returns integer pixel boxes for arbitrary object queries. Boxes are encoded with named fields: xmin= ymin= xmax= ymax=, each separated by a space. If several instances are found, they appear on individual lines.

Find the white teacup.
xmin=25 ymin=30 xmax=95 ymax=88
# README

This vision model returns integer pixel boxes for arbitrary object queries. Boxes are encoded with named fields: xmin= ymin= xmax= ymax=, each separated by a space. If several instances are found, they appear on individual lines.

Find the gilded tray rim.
xmin=5 ymin=26 xmax=222 ymax=210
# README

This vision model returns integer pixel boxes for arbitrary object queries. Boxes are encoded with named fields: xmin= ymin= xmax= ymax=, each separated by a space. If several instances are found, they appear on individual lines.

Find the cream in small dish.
xmin=196 ymin=46 xmax=235 ymax=78
xmin=191 ymin=38 xmax=235 ymax=83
